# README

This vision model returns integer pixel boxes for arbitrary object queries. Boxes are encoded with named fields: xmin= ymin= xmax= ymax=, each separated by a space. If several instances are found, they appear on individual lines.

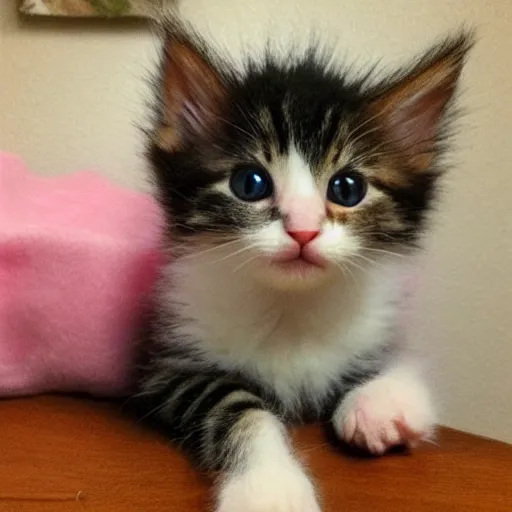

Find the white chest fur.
xmin=160 ymin=256 xmax=405 ymax=411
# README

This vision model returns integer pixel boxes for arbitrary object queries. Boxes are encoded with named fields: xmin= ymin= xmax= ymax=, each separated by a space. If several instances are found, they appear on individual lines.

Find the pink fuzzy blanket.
xmin=0 ymin=153 xmax=163 ymax=396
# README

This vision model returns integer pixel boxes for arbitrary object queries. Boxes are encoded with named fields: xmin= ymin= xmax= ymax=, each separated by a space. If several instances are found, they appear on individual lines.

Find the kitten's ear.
xmin=157 ymin=24 xmax=227 ymax=149
xmin=368 ymin=32 xmax=473 ymax=170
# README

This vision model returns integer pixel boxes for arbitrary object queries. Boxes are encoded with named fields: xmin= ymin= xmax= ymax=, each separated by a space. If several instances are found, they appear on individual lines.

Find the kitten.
xmin=132 ymin=18 xmax=472 ymax=512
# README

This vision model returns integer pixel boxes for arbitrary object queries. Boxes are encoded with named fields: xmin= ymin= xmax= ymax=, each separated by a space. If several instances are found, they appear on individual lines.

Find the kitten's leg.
xmin=331 ymin=361 xmax=435 ymax=455
xmin=137 ymin=374 xmax=321 ymax=512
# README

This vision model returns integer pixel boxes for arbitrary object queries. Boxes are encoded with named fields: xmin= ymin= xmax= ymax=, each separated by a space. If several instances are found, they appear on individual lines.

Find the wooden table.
xmin=1 ymin=396 xmax=510 ymax=511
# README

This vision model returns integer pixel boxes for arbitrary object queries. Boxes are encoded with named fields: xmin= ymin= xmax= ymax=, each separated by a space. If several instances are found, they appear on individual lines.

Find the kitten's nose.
xmin=287 ymin=230 xmax=320 ymax=246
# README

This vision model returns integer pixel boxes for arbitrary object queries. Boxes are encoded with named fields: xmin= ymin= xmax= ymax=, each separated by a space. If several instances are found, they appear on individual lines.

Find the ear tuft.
xmin=369 ymin=31 xmax=474 ymax=170
xmin=156 ymin=19 xmax=228 ymax=149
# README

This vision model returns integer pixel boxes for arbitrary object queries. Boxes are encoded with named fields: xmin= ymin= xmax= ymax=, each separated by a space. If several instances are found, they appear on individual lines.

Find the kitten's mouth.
xmin=271 ymin=248 xmax=326 ymax=272
xmin=274 ymin=258 xmax=321 ymax=274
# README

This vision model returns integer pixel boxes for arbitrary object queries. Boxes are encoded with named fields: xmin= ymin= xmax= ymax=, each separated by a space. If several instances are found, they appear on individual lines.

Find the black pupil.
xmin=328 ymin=171 xmax=366 ymax=207
xmin=231 ymin=168 xmax=271 ymax=202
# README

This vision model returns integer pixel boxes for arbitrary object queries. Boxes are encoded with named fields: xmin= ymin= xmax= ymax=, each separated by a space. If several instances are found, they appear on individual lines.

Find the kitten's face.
xmin=226 ymin=145 xmax=397 ymax=288
xmin=166 ymin=129 xmax=412 ymax=290
xmin=150 ymin=25 xmax=470 ymax=290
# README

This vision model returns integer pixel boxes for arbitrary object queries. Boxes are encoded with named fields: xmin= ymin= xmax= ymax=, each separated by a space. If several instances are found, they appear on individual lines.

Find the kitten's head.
xmin=148 ymin=21 xmax=472 ymax=290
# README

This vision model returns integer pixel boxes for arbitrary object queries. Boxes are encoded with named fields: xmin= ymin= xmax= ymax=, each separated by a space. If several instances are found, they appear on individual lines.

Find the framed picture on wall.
xmin=19 ymin=0 xmax=168 ymax=18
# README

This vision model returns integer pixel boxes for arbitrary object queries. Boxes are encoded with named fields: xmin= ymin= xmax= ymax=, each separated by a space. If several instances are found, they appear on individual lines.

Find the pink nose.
xmin=287 ymin=230 xmax=320 ymax=246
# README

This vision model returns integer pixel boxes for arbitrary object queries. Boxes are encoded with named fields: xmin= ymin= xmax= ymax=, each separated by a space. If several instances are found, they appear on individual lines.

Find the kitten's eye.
xmin=327 ymin=170 xmax=367 ymax=207
xmin=230 ymin=166 xmax=273 ymax=202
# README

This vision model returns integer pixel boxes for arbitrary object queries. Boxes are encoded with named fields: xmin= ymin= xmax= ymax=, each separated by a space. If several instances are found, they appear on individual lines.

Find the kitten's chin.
xmin=254 ymin=257 xmax=331 ymax=291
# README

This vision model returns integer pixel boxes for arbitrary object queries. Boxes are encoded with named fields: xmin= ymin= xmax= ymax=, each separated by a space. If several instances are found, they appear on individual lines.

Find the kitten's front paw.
xmin=217 ymin=462 xmax=321 ymax=512
xmin=332 ymin=369 xmax=435 ymax=455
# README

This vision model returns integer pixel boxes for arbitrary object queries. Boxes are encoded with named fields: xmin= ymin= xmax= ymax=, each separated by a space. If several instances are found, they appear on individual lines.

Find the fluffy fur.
xmin=131 ymin=18 xmax=472 ymax=512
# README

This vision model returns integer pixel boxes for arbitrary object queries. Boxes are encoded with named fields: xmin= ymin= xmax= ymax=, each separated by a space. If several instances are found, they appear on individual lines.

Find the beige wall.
xmin=1 ymin=1 xmax=511 ymax=443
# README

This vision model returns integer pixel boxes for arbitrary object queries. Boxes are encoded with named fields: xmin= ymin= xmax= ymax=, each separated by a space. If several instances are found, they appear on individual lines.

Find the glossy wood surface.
xmin=1 ymin=396 xmax=510 ymax=511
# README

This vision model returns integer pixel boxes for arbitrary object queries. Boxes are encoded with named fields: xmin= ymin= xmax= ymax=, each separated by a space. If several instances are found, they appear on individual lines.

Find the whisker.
xmin=347 ymin=124 xmax=383 ymax=149
xmin=236 ymin=105 xmax=265 ymax=139
xmin=356 ymin=231 xmax=402 ymax=242
xmin=343 ymin=108 xmax=387 ymax=145
xmin=179 ymin=238 xmax=241 ymax=260
xmin=350 ymin=253 xmax=379 ymax=267
xmin=206 ymin=244 xmax=258 ymax=266
xmin=214 ymin=113 xmax=261 ymax=147
xmin=360 ymin=246 xmax=405 ymax=258
xmin=233 ymin=254 xmax=260 ymax=273
xmin=350 ymin=141 xmax=394 ymax=166
xmin=333 ymin=260 xmax=358 ymax=290
xmin=171 ymin=222 xmax=238 ymax=235
xmin=360 ymin=135 xmax=437 ymax=164
xmin=343 ymin=257 xmax=367 ymax=275
xmin=347 ymin=254 xmax=395 ymax=277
